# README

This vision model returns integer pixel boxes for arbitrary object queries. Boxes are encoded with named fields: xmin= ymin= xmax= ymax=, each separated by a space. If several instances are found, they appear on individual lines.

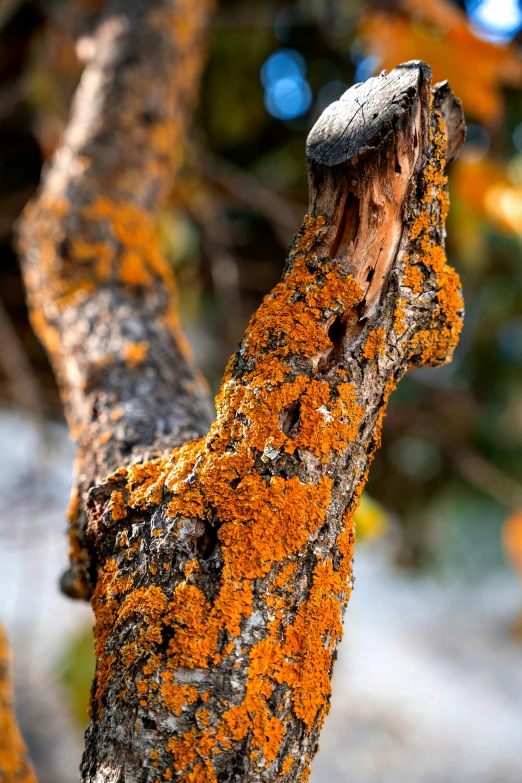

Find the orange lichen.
xmin=87 ymin=105 xmax=462 ymax=776
xmin=370 ymin=377 xmax=397 ymax=454
xmin=280 ymin=755 xmax=294 ymax=775
xmin=109 ymin=490 xmax=128 ymax=522
xmin=362 ymin=328 xmax=386 ymax=360
xmin=393 ymin=297 xmax=407 ymax=336
xmin=160 ymin=674 xmax=198 ymax=717
xmin=125 ymin=459 xmax=168 ymax=509
xmin=405 ymin=114 xmax=463 ymax=365
xmin=82 ymin=197 xmax=174 ymax=289
xmin=123 ymin=341 xmax=149 ymax=368
xmin=403 ymin=262 xmax=424 ymax=294
xmin=243 ymin=245 xmax=364 ymax=362
xmin=184 ymin=559 xmax=199 ymax=578
xmin=87 ymin=207 xmax=378 ymax=778
xmin=273 ymin=559 xmax=344 ymax=728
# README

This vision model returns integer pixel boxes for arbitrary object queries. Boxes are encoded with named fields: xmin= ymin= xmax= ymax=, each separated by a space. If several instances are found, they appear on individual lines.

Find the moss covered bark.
xmin=18 ymin=7 xmax=465 ymax=778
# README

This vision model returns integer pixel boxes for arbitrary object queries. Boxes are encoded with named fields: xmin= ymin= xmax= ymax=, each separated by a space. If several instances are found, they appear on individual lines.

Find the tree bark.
xmin=0 ymin=624 xmax=37 ymax=783
xmin=18 ymin=6 xmax=465 ymax=779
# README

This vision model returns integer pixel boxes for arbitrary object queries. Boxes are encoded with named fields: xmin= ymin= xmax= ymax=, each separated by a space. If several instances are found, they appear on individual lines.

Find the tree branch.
xmin=17 ymin=0 xmax=215 ymax=600
xmin=19 ymin=0 xmax=466 ymax=769
xmin=35 ymin=60 xmax=463 ymax=781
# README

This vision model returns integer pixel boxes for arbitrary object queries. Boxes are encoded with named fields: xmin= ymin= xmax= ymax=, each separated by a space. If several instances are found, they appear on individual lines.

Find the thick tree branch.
xmin=37 ymin=61 xmax=463 ymax=782
xmin=17 ymin=0 xmax=215 ymax=599
xmin=0 ymin=624 xmax=37 ymax=783
xmin=17 ymin=0 xmax=465 ymax=769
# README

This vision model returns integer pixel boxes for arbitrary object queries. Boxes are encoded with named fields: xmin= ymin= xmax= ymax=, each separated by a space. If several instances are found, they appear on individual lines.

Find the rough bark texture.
xmin=17 ymin=0 xmax=215 ymax=600
xmin=0 ymin=624 xmax=37 ymax=783
xmin=18 ymin=14 xmax=465 ymax=782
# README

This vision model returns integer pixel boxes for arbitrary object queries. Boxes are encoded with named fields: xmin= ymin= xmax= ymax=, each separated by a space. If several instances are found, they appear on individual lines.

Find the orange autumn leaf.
xmin=502 ymin=509 xmax=522 ymax=580
xmin=484 ymin=183 xmax=522 ymax=237
xmin=450 ymin=156 xmax=522 ymax=239
xmin=451 ymin=157 xmax=507 ymax=217
xmin=360 ymin=0 xmax=522 ymax=127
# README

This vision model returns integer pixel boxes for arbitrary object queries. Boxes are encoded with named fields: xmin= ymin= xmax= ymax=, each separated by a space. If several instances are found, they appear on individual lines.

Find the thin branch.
xmin=194 ymin=147 xmax=305 ymax=246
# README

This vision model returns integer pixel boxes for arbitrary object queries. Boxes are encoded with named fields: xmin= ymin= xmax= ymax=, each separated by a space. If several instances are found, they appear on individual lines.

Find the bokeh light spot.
xmin=260 ymin=48 xmax=306 ymax=90
xmin=264 ymin=75 xmax=313 ymax=120
xmin=355 ymin=55 xmax=380 ymax=84
xmin=465 ymin=0 xmax=522 ymax=43
xmin=512 ymin=122 xmax=522 ymax=154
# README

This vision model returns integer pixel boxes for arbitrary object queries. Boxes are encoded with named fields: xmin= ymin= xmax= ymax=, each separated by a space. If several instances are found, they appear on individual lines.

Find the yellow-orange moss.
xmin=393 ymin=297 xmax=407 ymax=336
xmin=109 ymin=490 xmax=128 ymax=521
xmin=406 ymin=114 xmax=463 ymax=365
xmin=243 ymin=215 xmax=363 ymax=361
xmin=403 ymin=263 xmax=424 ymax=294
xmin=124 ymin=341 xmax=149 ymax=368
xmin=91 ymin=210 xmax=370 ymax=774
xmin=160 ymin=674 xmax=198 ymax=716
xmin=280 ymin=755 xmax=294 ymax=776
xmin=362 ymin=328 xmax=386 ymax=360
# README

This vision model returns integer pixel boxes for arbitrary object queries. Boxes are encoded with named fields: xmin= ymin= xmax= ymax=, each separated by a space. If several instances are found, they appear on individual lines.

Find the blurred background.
xmin=1 ymin=0 xmax=522 ymax=780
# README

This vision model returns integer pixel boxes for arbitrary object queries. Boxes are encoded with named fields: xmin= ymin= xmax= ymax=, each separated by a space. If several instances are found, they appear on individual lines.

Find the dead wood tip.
xmin=306 ymin=60 xmax=433 ymax=168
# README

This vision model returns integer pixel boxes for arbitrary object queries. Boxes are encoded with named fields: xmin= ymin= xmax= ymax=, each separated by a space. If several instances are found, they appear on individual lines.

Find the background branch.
xmin=17 ymin=0 xmax=215 ymax=599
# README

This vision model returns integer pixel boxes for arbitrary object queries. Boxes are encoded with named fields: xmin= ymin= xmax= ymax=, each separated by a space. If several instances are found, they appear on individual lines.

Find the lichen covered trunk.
xmin=76 ymin=65 xmax=464 ymax=781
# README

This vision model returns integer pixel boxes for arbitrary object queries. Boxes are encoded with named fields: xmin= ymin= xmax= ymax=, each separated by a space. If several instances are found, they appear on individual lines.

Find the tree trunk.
xmin=17 ymin=1 xmax=465 ymax=777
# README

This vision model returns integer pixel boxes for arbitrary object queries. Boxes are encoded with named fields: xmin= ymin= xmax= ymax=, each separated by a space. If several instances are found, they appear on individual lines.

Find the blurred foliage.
xmin=58 ymin=626 xmax=95 ymax=730
xmin=503 ymin=508 xmax=522 ymax=579
xmin=361 ymin=0 xmax=522 ymax=127
xmin=1 ymin=0 xmax=522 ymax=601
xmin=353 ymin=493 xmax=389 ymax=542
